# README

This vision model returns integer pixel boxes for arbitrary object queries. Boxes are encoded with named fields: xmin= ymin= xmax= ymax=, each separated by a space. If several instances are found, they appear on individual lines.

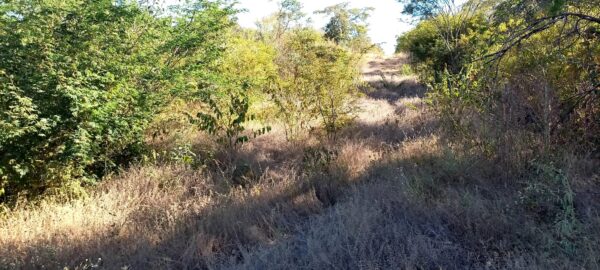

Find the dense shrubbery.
xmin=317 ymin=3 xmax=374 ymax=53
xmin=397 ymin=0 xmax=600 ymax=164
xmin=396 ymin=13 xmax=490 ymax=74
xmin=0 ymin=0 xmax=235 ymax=200
xmin=0 ymin=0 xmax=368 ymax=202
xmin=395 ymin=1 xmax=599 ymax=262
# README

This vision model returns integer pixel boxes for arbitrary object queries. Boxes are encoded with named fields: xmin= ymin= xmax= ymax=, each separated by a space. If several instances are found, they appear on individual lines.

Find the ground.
xmin=1 ymin=55 xmax=598 ymax=269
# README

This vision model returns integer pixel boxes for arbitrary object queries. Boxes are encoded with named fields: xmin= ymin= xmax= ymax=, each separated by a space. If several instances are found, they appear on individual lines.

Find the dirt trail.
xmin=357 ymin=54 xmax=426 ymax=121
xmin=235 ymin=54 xmax=427 ymax=173
xmin=333 ymin=54 xmax=431 ymax=151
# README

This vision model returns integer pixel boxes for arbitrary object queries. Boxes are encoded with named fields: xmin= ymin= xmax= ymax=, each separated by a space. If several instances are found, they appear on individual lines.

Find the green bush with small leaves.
xmin=0 ymin=0 xmax=236 ymax=201
xmin=268 ymin=29 xmax=362 ymax=139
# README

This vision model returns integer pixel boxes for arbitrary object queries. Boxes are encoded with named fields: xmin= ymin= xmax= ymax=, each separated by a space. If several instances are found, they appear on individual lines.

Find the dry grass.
xmin=1 ymin=55 xmax=599 ymax=269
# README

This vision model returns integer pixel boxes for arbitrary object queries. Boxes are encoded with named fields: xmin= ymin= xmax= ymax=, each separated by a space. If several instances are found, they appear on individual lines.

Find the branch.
xmin=561 ymin=12 xmax=600 ymax=24
xmin=482 ymin=12 xmax=600 ymax=62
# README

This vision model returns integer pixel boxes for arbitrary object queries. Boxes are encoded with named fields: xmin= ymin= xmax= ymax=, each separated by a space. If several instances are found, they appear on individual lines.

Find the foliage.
xmin=396 ymin=11 xmax=491 ymax=74
xmin=222 ymin=30 xmax=277 ymax=94
xmin=0 ymin=0 xmax=236 ymax=200
xmin=193 ymin=78 xmax=270 ymax=150
xmin=397 ymin=0 xmax=600 ymax=158
xmin=189 ymin=28 xmax=277 ymax=150
xmin=194 ymin=82 xmax=252 ymax=148
xmin=313 ymin=43 xmax=362 ymax=136
xmin=268 ymin=29 xmax=361 ymax=139
xmin=398 ymin=5 xmax=599 ymax=259
xmin=398 ymin=0 xmax=443 ymax=18
xmin=221 ymin=29 xmax=278 ymax=119
xmin=518 ymin=160 xmax=580 ymax=253
xmin=273 ymin=0 xmax=306 ymax=39
xmin=316 ymin=3 xmax=374 ymax=53
xmin=396 ymin=19 xmax=446 ymax=67
xmin=256 ymin=0 xmax=308 ymax=43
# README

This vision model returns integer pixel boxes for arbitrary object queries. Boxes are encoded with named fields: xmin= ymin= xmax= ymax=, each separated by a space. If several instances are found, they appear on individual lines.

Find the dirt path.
xmin=358 ymin=54 xmax=426 ymax=121
xmin=335 ymin=54 xmax=432 ymax=150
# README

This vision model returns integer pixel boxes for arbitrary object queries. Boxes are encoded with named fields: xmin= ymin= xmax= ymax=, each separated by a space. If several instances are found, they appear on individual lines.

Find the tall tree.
xmin=257 ymin=0 xmax=308 ymax=42
xmin=316 ymin=3 xmax=373 ymax=51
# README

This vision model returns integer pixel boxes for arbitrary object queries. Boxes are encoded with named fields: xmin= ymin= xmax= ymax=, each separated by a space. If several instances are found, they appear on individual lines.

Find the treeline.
xmin=0 ymin=0 xmax=375 ymax=202
xmin=397 ymin=0 xmax=599 ymax=168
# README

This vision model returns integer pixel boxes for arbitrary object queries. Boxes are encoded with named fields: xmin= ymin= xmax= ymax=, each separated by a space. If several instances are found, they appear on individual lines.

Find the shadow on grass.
xmin=367 ymin=56 xmax=406 ymax=70
xmin=11 ymin=126 xmax=600 ymax=269
xmin=7 ymin=110 xmax=440 ymax=269
xmin=11 ymin=54 xmax=599 ymax=269
xmin=362 ymin=77 xmax=427 ymax=103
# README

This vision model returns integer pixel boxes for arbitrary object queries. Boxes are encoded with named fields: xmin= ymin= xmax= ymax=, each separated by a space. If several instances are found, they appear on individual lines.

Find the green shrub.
xmin=268 ymin=29 xmax=361 ymax=139
xmin=193 ymin=80 xmax=262 ymax=149
xmin=519 ymin=161 xmax=579 ymax=253
xmin=396 ymin=13 xmax=491 ymax=75
xmin=397 ymin=1 xmax=599 ymax=161
xmin=0 ymin=0 xmax=235 ymax=200
xmin=190 ymin=29 xmax=276 ymax=150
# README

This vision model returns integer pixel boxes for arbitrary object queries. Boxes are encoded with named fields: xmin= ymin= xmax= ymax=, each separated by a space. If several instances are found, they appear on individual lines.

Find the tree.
xmin=399 ymin=0 xmax=444 ymax=18
xmin=257 ymin=0 xmax=308 ymax=42
xmin=316 ymin=3 xmax=373 ymax=52
xmin=397 ymin=0 xmax=600 ymax=159
xmin=274 ymin=0 xmax=306 ymax=39
xmin=191 ymin=28 xmax=277 ymax=150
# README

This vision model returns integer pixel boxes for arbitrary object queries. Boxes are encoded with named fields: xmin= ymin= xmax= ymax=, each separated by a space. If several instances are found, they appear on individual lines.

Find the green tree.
xmin=316 ymin=3 xmax=373 ymax=52
xmin=191 ymin=28 xmax=277 ymax=150
xmin=256 ymin=0 xmax=308 ymax=42
xmin=397 ymin=0 xmax=600 ymax=160
xmin=399 ymin=0 xmax=444 ymax=18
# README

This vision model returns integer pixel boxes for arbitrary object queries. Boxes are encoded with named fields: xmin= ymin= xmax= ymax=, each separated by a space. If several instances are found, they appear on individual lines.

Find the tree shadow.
xmin=367 ymin=56 xmax=406 ymax=70
xmin=362 ymin=77 xmax=427 ymax=103
xmin=337 ymin=119 xmax=437 ymax=150
xmin=362 ymin=54 xmax=426 ymax=104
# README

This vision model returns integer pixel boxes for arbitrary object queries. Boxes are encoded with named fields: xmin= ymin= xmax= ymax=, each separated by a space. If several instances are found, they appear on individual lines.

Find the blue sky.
xmin=234 ymin=0 xmax=411 ymax=55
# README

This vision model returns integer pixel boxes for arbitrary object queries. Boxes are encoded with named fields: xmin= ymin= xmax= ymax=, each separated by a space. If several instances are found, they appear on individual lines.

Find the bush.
xmin=396 ymin=12 xmax=491 ymax=75
xmin=268 ymin=29 xmax=362 ymax=139
xmin=0 ymin=0 xmax=235 ymax=200
xmin=397 ymin=2 xmax=600 ymax=164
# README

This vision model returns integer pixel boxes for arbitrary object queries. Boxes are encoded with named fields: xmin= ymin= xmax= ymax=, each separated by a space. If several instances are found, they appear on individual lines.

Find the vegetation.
xmin=316 ymin=3 xmax=374 ymax=52
xmin=0 ymin=0 xmax=598 ymax=269
xmin=0 ymin=0 xmax=364 ymax=201
xmin=0 ymin=0 xmax=237 ymax=200
xmin=269 ymin=29 xmax=362 ymax=139
xmin=398 ymin=0 xmax=599 ymax=161
xmin=394 ymin=0 xmax=600 ymax=267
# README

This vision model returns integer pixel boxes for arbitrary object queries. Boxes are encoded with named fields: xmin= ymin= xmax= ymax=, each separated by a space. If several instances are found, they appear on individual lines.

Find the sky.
xmin=234 ymin=0 xmax=411 ymax=55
